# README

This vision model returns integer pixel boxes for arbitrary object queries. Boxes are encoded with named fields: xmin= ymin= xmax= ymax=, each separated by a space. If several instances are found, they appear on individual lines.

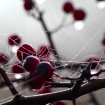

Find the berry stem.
xmin=50 ymin=15 xmax=67 ymax=33
xmin=31 ymin=4 xmax=63 ymax=67
xmin=38 ymin=12 xmax=59 ymax=58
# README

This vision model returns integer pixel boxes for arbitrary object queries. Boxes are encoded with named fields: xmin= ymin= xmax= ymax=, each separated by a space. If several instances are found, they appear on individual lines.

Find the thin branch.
xmin=0 ymin=67 xmax=19 ymax=96
xmin=50 ymin=15 xmax=67 ymax=33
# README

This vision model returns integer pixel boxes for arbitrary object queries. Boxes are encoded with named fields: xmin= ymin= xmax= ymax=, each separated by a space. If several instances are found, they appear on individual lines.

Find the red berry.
xmin=12 ymin=61 xmax=25 ymax=73
xmin=17 ymin=43 xmax=36 ymax=62
xmin=73 ymin=9 xmax=86 ymax=20
xmin=27 ymin=72 xmax=44 ymax=90
xmin=0 ymin=53 xmax=9 ymax=64
xmin=62 ymin=2 xmax=74 ymax=13
xmin=8 ymin=34 xmax=21 ymax=46
xmin=50 ymin=101 xmax=66 ymax=105
xmin=35 ymin=61 xmax=54 ymax=80
xmin=37 ymin=45 xmax=51 ymax=57
xmin=84 ymin=57 xmax=100 ymax=69
xmin=97 ymin=0 xmax=104 ymax=1
xmin=102 ymin=36 xmax=105 ymax=46
xmin=24 ymin=0 xmax=34 ymax=11
xmin=23 ymin=55 xmax=40 ymax=72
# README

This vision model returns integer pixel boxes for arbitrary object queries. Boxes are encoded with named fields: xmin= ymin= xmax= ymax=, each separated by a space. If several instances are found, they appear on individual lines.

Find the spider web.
xmin=0 ymin=0 xmax=105 ymax=104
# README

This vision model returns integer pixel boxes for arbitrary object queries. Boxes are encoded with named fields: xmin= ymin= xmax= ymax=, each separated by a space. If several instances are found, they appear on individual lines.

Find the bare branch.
xmin=1 ymin=78 xmax=105 ymax=105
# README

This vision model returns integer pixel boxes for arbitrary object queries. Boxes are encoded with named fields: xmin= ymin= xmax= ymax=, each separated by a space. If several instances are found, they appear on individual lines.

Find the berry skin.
xmin=0 ymin=53 xmax=9 ymax=64
xmin=62 ymin=2 xmax=74 ymax=13
xmin=102 ymin=36 xmax=105 ymax=46
xmin=23 ymin=55 xmax=40 ymax=72
xmin=73 ymin=9 xmax=86 ymax=20
xmin=17 ymin=43 xmax=36 ymax=62
xmin=8 ymin=34 xmax=21 ymax=46
xmin=35 ymin=61 xmax=54 ymax=80
xmin=50 ymin=101 xmax=66 ymax=105
xmin=26 ymin=72 xmax=44 ymax=90
xmin=37 ymin=45 xmax=51 ymax=57
xmin=12 ymin=61 xmax=25 ymax=73
xmin=24 ymin=0 xmax=34 ymax=11
xmin=84 ymin=57 xmax=100 ymax=69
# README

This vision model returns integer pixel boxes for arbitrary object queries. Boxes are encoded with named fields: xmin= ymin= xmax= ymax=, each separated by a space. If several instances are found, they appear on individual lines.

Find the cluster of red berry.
xmin=23 ymin=0 xmax=86 ymax=21
xmin=7 ymin=34 xmax=54 ymax=95
xmin=10 ymin=43 xmax=54 ymax=90
xmin=7 ymin=34 xmax=66 ymax=104
xmin=63 ymin=2 xmax=86 ymax=21
xmin=7 ymin=32 xmax=54 ymax=91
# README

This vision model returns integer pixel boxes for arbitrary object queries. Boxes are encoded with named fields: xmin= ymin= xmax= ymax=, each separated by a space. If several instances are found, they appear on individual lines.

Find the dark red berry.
xmin=12 ymin=61 xmax=25 ymax=73
xmin=102 ymin=36 xmax=105 ymax=46
xmin=84 ymin=57 xmax=100 ymax=69
xmin=17 ymin=43 xmax=36 ymax=62
xmin=26 ymin=72 xmax=44 ymax=90
xmin=23 ymin=55 xmax=40 ymax=72
xmin=35 ymin=61 xmax=54 ymax=80
xmin=63 ymin=2 xmax=74 ymax=13
xmin=73 ymin=9 xmax=86 ymax=20
xmin=50 ymin=101 xmax=66 ymax=105
xmin=37 ymin=45 xmax=51 ymax=57
xmin=0 ymin=53 xmax=9 ymax=64
xmin=24 ymin=0 xmax=34 ymax=11
xmin=8 ymin=34 xmax=21 ymax=46
xmin=97 ymin=0 xmax=104 ymax=1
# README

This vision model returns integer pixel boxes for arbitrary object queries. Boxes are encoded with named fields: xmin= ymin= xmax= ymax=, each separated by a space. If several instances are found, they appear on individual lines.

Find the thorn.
xmin=84 ymin=60 xmax=93 ymax=71
xmin=81 ymin=60 xmax=92 ymax=79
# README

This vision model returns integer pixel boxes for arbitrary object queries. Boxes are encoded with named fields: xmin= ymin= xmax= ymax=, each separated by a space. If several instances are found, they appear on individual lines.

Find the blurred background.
xmin=0 ymin=0 xmax=105 ymax=105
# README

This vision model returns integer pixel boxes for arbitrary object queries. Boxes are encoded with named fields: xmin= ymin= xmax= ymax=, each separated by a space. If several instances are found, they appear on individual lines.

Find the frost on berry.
xmin=23 ymin=0 xmax=35 ymax=11
xmin=8 ymin=34 xmax=21 ymax=46
xmin=35 ymin=61 xmax=54 ymax=80
xmin=73 ymin=9 xmax=86 ymax=20
xmin=62 ymin=2 xmax=74 ymax=13
xmin=17 ymin=43 xmax=36 ymax=62
xmin=12 ymin=61 xmax=25 ymax=73
xmin=23 ymin=55 xmax=40 ymax=72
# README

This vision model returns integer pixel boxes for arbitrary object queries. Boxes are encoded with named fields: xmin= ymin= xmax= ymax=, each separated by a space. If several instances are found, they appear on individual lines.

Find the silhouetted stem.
xmin=1 ymin=78 xmax=105 ymax=105
xmin=0 ymin=67 xmax=19 ymax=96
xmin=38 ymin=12 xmax=63 ymax=65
